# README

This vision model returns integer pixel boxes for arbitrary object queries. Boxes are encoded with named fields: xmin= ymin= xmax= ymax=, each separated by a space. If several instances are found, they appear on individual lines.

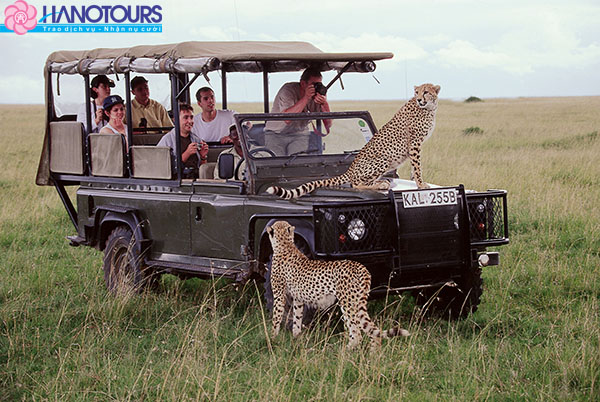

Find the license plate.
xmin=401 ymin=188 xmax=458 ymax=208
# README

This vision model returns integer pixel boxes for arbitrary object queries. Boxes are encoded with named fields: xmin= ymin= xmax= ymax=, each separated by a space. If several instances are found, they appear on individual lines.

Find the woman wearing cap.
xmin=76 ymin=75 xmax=115 ymax=133
xmin=99 ymin=95 xmax=128 ymax=146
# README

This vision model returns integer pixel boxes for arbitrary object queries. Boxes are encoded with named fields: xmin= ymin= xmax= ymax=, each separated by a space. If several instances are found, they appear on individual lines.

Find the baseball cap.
xmin=90 ymin=75 xmax=115 ymax=88
xmin=131 ymin=76 xmax=148 ymax=90
xmin=102 ymin=95 xmax=125 ymax=111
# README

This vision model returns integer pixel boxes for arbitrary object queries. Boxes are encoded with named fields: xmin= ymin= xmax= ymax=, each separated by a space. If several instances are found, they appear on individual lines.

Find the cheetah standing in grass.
xmin=267 ymin=83 xmax=441 ymax=199
xmin=267 ymin=220 xmax=409 ymax=349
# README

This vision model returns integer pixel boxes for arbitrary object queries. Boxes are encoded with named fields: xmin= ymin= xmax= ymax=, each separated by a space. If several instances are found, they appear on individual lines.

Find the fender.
xmin=258 ymin=217 xmax=315 ymax=261
xmin=94 ymin=205 xmax=152 ymax=254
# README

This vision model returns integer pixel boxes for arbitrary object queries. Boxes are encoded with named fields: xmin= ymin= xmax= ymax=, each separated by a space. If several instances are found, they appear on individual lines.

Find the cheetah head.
xmin=266 ymin=221 xmax=295 ymax=247
xmin=414 ymin=83 xmax=441 ymax=111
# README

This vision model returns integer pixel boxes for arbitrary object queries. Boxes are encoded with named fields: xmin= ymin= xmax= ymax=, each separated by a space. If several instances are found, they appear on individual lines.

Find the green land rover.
xmin=36 ymin=41 xmax=508 ymax=318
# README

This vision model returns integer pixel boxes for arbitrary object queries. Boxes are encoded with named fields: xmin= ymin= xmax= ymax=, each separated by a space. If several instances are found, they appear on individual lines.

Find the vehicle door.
xmin=190 ymin=181 xmax=247 ymax=260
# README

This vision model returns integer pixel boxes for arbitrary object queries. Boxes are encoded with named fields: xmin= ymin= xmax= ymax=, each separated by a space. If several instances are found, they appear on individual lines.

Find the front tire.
xmin=103 ymin=226 xmax=155 ymax=294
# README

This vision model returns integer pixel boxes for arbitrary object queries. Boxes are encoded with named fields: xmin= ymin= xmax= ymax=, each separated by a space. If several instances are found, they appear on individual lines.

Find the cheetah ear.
xmin=266 ymin=226 xmax=273 ymax=236
xmin=288 ymin=225 xmax=295 ymax=235
xmin=434 ymin=85 xmax=441 ymax=94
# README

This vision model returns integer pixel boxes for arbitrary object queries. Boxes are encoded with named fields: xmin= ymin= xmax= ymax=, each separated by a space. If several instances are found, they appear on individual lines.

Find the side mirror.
xmin=218 ymin=153 xmax=235 ymax=179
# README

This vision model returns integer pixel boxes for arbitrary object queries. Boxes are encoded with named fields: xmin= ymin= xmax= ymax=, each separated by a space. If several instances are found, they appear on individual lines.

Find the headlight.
xmin=347 ymin=218 xmax=366 ymax=241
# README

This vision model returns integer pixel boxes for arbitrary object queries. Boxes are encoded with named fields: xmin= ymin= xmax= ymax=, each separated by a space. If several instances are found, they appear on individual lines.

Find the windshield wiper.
xmin=283 ymin=149 xmax=319 ymax=166
xmin=343 ymin=150 xmax=359 ymax=161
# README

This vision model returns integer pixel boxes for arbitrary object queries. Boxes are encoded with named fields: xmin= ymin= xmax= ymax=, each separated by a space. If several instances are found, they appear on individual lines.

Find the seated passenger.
xmin=77 ymin=74 xmax=114 ymax=133
xmin=157 ymin=103 xmax=209 ymax=179
xmin=99 ymin=95 xmax=128 ymax=146
xmin=214 ymin=125 xmax=244 ymax=180
xmin=191 ymin=87 xmax=235 ymax=144
xmin=127 ymin=76 xmax=173 ymax=132
xmin=214 ymin=124 xmax=268 ymax=180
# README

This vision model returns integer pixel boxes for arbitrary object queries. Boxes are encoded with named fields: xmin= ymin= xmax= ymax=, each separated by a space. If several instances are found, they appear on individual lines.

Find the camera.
xmin=313 ymin=81 xmax=327 ymax=96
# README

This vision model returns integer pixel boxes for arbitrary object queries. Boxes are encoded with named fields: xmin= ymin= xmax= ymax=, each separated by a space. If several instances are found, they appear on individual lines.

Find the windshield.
xmin=238 ymin=113 xmax=375 ymax=159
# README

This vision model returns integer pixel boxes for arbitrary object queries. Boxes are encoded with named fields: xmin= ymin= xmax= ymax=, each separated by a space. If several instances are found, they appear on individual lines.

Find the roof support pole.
xmin=124 ymin=72 xmax=134 ymax=176
xmin=262 ymin=65 xmax=269 ymax=113
xmin=325 ymin=62 xmax=353 ymax=91
xmin=170 ymin=73 xmax=182 ymax=181
xmin=221 ymin=68 xmax=227 ymax=109
xmin=83 ymin=75 xmax=92 ymax=174
xmin=83 ymin=75 xmax=92 ymax=134
xmin=176 ymin=72 xmax=199 ymax=102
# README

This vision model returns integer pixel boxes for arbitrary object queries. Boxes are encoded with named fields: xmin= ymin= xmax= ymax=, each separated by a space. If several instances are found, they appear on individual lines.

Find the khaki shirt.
xmin=264 ymin=82 xmax=319 ymax=134
xmin=128 ymin=98 xmax=173 ymax=129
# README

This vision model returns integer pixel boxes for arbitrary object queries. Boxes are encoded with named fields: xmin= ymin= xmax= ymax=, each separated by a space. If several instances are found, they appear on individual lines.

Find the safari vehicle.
xmin=36 ymin=41 xmax=509 ymax=318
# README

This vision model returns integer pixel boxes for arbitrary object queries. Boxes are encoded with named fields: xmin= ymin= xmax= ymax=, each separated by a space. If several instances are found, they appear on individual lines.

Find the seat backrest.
xmin=89 ymin=133 xmax=126 ymax=177
xmin=132 ymin=132 xmax=166 ymax=146
xmin=49 ymin=121 xmax=84 ymax=174
xmin=131 ymin=146 xmax=172 ymax=179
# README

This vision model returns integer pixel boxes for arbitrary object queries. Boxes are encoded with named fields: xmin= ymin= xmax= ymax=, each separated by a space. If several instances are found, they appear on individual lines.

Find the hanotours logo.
xmin=2 ymin=1 xmax=163 ymax=35
xmin=4 ymin=0 xmax=38 ymax=35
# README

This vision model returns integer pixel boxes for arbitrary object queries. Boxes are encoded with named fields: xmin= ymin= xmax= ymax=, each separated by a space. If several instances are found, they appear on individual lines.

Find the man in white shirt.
xmin=191 ymin=87 xmax=235 ymax=144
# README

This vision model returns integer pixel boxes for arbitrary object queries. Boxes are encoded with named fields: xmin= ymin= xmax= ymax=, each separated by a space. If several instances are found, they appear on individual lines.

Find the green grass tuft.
xmin=462 ymin=126 xmax=484 ymax=135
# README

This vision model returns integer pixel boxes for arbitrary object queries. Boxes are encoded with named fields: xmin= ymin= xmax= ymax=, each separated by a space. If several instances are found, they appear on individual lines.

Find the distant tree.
xmin=464 ymin=96 xmax=483 ymax=103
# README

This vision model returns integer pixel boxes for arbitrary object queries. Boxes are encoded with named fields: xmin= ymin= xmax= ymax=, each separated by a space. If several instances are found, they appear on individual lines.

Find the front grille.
xmin=314 ymin=201 xmax=394 ymax=256
xmin=394 ymin=188 xmax=465 ymax=267
xmin=466 ymin=191 xmax=509 ymax=246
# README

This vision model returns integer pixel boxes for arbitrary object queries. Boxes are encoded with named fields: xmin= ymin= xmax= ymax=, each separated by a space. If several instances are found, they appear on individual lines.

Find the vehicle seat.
xmin=131 ymin=146 xmax=172 ymax=179
xmin=132 ymin=132 xmax=166 ymax=146
xmin=49 ymin=121 xmax=85 ymax=175
xmin=198 ymin=163 xmax=215 ymax=179
xmin=88 ymin=133 xmax=127 ymax=177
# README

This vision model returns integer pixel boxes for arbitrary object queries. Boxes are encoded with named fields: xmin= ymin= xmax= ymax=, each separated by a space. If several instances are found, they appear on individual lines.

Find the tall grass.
xmin=1 ymin=98 xmax=599 ymax=400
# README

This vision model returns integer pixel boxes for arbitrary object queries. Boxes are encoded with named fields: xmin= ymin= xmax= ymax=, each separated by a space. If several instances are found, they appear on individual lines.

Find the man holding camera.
xmin=128 ymin=76 xmax=173 ymax=132
xmin=264 ymin=68 xmax=332 ymax=156
xmin=157 ymin=103 xmax=209 ymax=179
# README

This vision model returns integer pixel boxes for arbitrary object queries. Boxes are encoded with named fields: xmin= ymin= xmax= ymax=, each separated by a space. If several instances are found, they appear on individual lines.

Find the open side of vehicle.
xmin=36 ymin=41 xmax=509 ymax=319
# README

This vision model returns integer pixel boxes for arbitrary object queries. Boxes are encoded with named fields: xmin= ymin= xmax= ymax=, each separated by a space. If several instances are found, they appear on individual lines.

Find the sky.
xmin=1 ymin=0 xmax=599 ymax=105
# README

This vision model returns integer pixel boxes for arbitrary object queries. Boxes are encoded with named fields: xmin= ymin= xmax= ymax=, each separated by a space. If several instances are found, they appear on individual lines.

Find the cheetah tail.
xmin=266 ymin=174 xmax=348 ymax=199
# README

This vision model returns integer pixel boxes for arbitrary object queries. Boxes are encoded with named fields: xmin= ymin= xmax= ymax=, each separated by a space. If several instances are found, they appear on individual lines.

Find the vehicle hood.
xmin=266 ymin=179 xmax=438 ymax=204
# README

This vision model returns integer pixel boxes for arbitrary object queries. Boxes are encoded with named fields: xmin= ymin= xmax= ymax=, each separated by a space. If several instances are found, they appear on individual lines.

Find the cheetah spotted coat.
xmin=267 ymin=83 xmax=441 ymax=199
xmin=267 ymin=221 xmax=409 ymax=349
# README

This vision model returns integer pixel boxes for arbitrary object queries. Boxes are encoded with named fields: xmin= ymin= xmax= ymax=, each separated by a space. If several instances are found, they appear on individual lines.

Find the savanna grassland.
xmin=1 ymin=97 xmax=599 ymax=400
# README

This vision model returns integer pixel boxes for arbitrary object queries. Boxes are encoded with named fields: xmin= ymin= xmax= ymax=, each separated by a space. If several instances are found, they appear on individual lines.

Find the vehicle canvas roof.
xmin=46 ymin=41 xmax=393 ymax=75
xmin=36 ymin=41 xmax=393 ymax=186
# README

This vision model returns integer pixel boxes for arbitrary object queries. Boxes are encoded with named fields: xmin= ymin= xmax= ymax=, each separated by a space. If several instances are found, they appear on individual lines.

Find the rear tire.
xmin=103 ymin=226 xmax=156 ymax=294
xmin=414 ymin=265 xmax=483 ymax=319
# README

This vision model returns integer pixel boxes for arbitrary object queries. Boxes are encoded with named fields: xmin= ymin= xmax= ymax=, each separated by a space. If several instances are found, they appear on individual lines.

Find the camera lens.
xmin=313 ymin=82 xmax=327 ymax=96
